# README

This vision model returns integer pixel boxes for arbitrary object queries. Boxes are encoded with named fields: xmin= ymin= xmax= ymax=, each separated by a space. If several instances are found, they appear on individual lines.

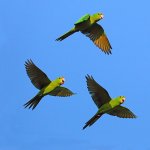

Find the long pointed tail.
xmin=56 ymin=28 xmax=77 ymax=41
xmin=83 ymin=113 xmax=103 ymax=130
xmin=24 ymin=94 xmax=43 ymax=110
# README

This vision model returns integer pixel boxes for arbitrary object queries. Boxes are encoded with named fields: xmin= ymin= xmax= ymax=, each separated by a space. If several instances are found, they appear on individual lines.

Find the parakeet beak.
xmin=101 ymin=14 xmax=104 ymax=19
xmin=60 ymin=78 xmax=65 ymax=85
xmin=121 ymin=97 xmax=125 ymax=104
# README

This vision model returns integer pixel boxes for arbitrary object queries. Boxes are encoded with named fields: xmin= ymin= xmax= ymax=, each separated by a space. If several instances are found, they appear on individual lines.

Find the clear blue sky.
xmin=0 ymin=0 xmax=150 ymax=149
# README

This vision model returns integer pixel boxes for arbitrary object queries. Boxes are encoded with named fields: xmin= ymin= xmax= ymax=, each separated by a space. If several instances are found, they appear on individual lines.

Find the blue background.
xmin=0 ymin=0 xmax=150 ymax=149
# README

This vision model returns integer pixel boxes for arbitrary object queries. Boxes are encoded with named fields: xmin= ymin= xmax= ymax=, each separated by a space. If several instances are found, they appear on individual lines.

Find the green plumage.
xmin=24 ymin=59 xmax=75 ymax=110
xmin=56 ymin=13 xmax=112 ymax=54
xmin=83 ymin=75 xmax=136 ymax=130
xmin=74 ymin=14 xmax=90 ymax=25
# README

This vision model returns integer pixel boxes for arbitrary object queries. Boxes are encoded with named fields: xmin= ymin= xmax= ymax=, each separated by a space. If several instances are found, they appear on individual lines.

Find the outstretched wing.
xmin=49 ymin=87 xmax=75 ymax=97
xmin=25 ymin=59 xmax=51 ymax=90
xmin=108 ymin=106 xmax=137 ymax=118
xmin=74 ymin=14 xmax=90 ymax=25
xmin=86 ymin=75 xmax=111 ymax=108
xmin=82 ymin=23 xmax=112 ymax=54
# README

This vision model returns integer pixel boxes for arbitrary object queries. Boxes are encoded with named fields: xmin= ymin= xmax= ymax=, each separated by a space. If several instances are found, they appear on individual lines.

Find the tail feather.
xmin=56 ymin=28 xmax=77 ymax=41
xmin=24 ymin=94 xmax=43 ymax=110
xmin=83 ymin=113 xmax=103 ymax=130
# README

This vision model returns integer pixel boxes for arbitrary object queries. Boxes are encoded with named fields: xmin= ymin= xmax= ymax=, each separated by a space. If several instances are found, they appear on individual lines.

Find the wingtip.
xmin=85 ymin=74 xmax=89 ymax=78
xmin=103 ymin=50 xmax=112 ymax=55
xmin=85 ymin=74 xmax=92 ymax=79
xmin=107 ymin=51 xmax=112 ymax=55
xmin=131 ymin=112 xmax=137 ymax=118
xmin=24 ymin=59 xmax=33 ymax=66
xmin=110 ymin=45 xmax=112 ymax=49
xmin=67 ymin=92 xmax=77 ymax=96
xmin=85 ymin=75 xmax=95 ymax=83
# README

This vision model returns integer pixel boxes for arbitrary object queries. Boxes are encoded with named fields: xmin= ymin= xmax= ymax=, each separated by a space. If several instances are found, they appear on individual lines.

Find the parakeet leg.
xmin=83 ymin=113 xmax=103 ymax=130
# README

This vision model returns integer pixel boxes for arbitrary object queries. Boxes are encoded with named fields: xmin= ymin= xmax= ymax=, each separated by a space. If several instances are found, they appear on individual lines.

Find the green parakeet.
xmin=23 ymin=59 xmax=75 ymax=110
xmin=56 ymin=13 xmax=112 ymax=54
xmin=83 ymin=75 xmax=136 ymax=130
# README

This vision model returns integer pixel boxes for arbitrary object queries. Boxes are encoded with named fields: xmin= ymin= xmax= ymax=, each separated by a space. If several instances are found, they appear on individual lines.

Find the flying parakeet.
xmin=83 ymin=75 xmax=136 ymax=130
xmin=56 ymin=13 xmax=112 ymax=54
xmin=24 ymin=59 xmax=75 ymax=110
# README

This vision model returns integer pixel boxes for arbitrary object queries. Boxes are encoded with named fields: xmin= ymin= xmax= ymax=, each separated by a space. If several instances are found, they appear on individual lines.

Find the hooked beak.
xmin=121 ymin=97 xmax=126 ymax=103
xmin=101 ymin=14 xmax=104 ymax=19
xmin=61 ymin=78 xmax=65 ymax=85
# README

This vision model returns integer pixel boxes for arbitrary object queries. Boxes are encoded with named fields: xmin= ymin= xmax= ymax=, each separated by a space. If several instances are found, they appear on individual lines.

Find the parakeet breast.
xmin=90 ymin=16 xmax=99 ymax=24
xmin=42 ymin=82 xmax=60 ymax=95
xmin=109 ymin=98 xmax=121 ymax=108
xmin=98 ymin=103 xmax=113 ymax=114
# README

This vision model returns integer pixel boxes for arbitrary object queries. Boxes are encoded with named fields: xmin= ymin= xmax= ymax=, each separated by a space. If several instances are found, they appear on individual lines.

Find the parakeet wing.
xmin=82 ymin=23 xmax=112 ymax=54
xmin=74 ymin=14 xmax=90 ymax=25
xmin=25 ymin=59 xmax=51 ymax=90
xmin=108 ymin=106 xmax=136 ymax=118
xmin=86 ymin=75 xmax=111 ymax=108
xmin=49 ymin=87 xmax=74 ymax=97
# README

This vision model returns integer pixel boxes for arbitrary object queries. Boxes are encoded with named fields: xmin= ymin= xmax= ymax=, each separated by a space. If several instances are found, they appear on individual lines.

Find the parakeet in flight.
xmin=56 ymin=13 xmax=112 ymax=54
xmin=23 ymin=59 xmax=75 ymax=110
xmin=83 ymin=75 xmax=136 ymax=130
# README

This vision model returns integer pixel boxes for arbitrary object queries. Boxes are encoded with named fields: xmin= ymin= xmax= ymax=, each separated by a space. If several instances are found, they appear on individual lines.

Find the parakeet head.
xmin=57 ymin=77 xmax=65 ymax=85
xmin=93 ymin=13 xmax=104 ymax=21
xmin=118 ymin=96 xmax=126 ymax=104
